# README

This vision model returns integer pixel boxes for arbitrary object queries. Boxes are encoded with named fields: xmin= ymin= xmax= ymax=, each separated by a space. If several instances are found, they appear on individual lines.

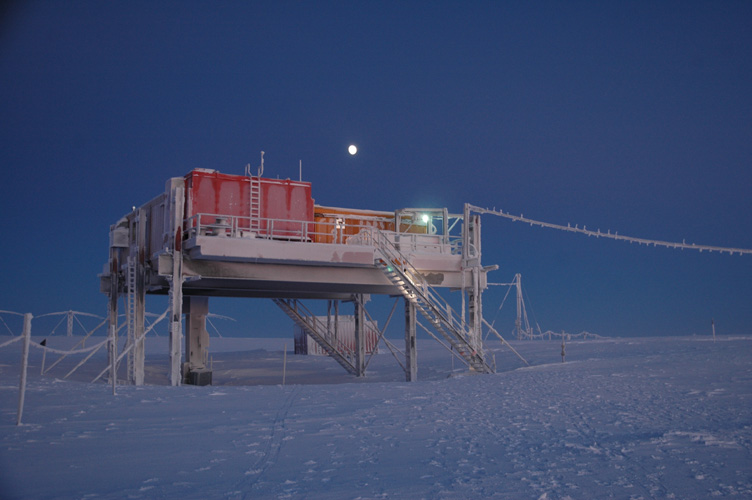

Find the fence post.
xmin=282 ymin=342 xmax=287 ymax=386
xmin=17 ymin=313 xmax=33 ymax=426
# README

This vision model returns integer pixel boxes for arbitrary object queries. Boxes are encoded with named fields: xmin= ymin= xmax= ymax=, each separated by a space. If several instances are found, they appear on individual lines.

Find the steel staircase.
xmin=371 ymin=231 xmax=494 ymax=373
xmin=272 ymin=298 xmax=359 ymax=375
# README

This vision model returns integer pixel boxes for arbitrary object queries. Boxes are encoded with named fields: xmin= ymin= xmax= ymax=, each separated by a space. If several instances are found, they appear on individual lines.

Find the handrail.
xmin=289 ymin=299 xmax=357 ymax=360
xmin=183 ymin=213 xmax=465 ymax=255
xmin=371 ymin=230 xmax=474 ymax=342
xmin=372 ymin=229 xmax=492 ymax=372
xmin=273 ymin=299 xmax=358 ymax=375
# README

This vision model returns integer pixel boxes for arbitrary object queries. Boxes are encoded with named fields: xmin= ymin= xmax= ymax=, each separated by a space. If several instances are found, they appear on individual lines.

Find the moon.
xmin=348 ymin=144 xmax=358 ymax=155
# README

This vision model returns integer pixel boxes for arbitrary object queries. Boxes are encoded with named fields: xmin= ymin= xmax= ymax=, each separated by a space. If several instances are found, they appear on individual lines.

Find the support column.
xmin=404 ymin=298 xmax=417 ymax=382
xmin=107 ymin=250 xmax=119 ymax=385
xmin=133 ymin=208 xmax=147 ymax=385
xmin=354 ymin=294 xmax=366 ymax=377
xmin=168 ymin=179 xmax=185 ymax=386
xmin=466 ymin=211 xmax=484 ymax=353
xmin=184 ymin=296 xmax=211 ymax=385
xmin=515 ymin=273 xmax=523 ymax=341
xmin=469 ymin=267 xmax=483 ymax=352
xmin=106 ymin=218 xmax=128 ymax=386
xmin=334 ymin=300 xmax=339 ymax=341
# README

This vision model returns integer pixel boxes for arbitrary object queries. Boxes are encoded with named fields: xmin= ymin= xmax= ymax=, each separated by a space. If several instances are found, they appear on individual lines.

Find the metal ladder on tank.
xmin=371 ymin=231 xmax=494 ymax=373
xmin=272 ymin=298 xmax=359 ymax=375
xmin=249 ymin=176 xmax=261 ymax=233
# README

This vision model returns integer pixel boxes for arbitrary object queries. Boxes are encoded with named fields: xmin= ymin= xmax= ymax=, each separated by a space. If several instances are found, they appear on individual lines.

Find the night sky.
xmin=1 ymin=1 xmax=750 ymax=338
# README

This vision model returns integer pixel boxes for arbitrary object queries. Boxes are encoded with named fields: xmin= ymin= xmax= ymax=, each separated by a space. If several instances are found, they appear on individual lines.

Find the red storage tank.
xmin=183 ymin=169 xmax=314 ymax=240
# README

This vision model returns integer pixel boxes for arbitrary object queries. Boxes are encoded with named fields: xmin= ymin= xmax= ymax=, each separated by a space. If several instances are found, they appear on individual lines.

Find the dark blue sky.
xmin=1 ymin=1 xmax=750 ymax=338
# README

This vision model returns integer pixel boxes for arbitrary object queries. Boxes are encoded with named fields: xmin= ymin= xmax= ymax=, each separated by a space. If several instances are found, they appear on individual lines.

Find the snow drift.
xmin=1 ymin=335 xmax=750 ymax=499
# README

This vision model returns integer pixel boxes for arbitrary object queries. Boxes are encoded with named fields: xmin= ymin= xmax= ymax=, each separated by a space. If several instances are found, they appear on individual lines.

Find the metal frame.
xmin=103 ymin=169 xmax=497 ymax=385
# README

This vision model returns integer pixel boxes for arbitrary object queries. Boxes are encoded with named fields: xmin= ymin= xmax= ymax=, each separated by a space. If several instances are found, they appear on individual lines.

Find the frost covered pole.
xmin=464 ymin=204 xmax=484 ymax=354
xmin=107 ymin=216 xmax=128 ymax=394
xmin=133 ymin=207 xmax=147 ymax=385
xmin=404 ymin=298 xmax=417 ymax=382
xmin=109 ymin=321 xmax=117 ymax=395
xmin=168 ymin=178 xmax=186 ymax=386
xmin=354 ymin=294 xmax=366 ymax=377
xmin=17 ymin=313 xmax=32 ymax=425
xmin=561 ymin=334 xmax=566 ymax=363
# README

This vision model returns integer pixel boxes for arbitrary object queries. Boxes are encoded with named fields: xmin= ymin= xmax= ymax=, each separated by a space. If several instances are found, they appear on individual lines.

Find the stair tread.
xmin=374 ymin=248 xmax=492 ymax=374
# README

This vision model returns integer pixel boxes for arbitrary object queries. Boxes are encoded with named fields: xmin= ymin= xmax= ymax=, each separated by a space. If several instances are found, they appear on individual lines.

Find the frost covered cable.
xmin=415 ymin=319 xmax=470 ymax=367
xmin=35 ymin=310 xmax=103 ymax=319
xmin=365 ymin=309 xmax=401 ymax=371
xmin=46 ymin=314 xmax=67 ymax=336
xmin=0 ymin=335 xmax=24 ymax=349
xmin=379 ymin=336 xmax=406 ymax=373
xmin=0 ymin=311 xmax=20 ymax=335
xmin=17 ymin=313 xmax=32 ymax=425
xmin=468 ymin=205 xmax=752 ymax=255
xmin=482 ymin=318 xmax=529 ymax=366
xmin=485 ymin=282 xmax=514 ymax=342
xmin=360 ymin=296 xmax=400 ymax=370
xmin=522 ymin=285 xmax=542 ymax=337
xmin=65 ymin=317 xmax=108 ymax=353
xmin=29 ymin=338 xmax=108 ymax=355
xmin=74 ymin=314 xmax=97 ymax=335
xmin=206 ymin=317 xmax=222 ymax=338
xmin=65 ymin=342 xmax=108 ymax=379
xmin=207 ymin=313 xmax=236 ymax=321
xmin=205 ymin=313 xmax=236 ymax=339
xmin=92 ymin=307 xmax=169 ymax=383
xmin=541 ymin=330 xmax=608 ymax=340
xmin=43 ymin=320 xmax=124 ymax=375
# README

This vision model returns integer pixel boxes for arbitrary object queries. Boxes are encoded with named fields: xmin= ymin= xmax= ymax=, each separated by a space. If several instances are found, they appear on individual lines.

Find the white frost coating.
xmin=29 ymin=338 xmax=108 ymax=356
xmin=0 ymin=335 xmax=23 ymax=349
xmin=470 ymin=205 xmax=752 ymax=255
xmin=16 ymin=313 xmax=32 ymax=425
xmin=1 ymin=336 xmax=751 ymax=498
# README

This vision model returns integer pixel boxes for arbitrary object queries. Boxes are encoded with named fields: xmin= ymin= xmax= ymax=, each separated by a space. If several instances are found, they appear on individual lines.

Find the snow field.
xmin=0 ymin=336 xmax=750 ymax=499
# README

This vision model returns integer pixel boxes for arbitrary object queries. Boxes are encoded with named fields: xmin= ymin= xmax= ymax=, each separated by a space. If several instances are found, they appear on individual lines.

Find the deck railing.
xmin=183 ymin=213 xmax=467 ymax=256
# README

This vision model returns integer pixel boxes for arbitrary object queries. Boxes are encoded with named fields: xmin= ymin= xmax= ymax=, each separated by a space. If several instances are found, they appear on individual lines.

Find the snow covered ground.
xmin=1 ymin=335 xmax=750 ymax=499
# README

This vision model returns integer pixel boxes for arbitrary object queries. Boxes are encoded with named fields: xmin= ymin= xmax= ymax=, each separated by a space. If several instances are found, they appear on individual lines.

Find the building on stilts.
xmin=101 ymin=164 xmax=497 ymax=385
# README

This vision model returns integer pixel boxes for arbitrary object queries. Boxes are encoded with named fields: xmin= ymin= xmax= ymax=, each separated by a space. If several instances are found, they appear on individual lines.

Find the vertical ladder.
xmin=249 ymin=176 xmax=261 ymax=232
xmin=372 ymin=231 xmax=493 ymax=373
xmin=125 ymin=255 xmax=137 ymax=382
xmin=273 ymin=298 xmax=358 ymax=375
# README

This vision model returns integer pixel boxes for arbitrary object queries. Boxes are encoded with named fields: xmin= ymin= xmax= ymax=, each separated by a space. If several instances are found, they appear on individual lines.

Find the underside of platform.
xmin=138 ymin=235 xmax=479 ymax=299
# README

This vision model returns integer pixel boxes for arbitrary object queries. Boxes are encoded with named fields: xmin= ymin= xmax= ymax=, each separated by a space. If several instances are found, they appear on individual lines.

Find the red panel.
xmin=259 ymin=179 xmax=314 ymax=236
xmin=185 ymin=170 xmax=250 ymax=219
xmin=183 ymin=169 xmax=314 ymax=239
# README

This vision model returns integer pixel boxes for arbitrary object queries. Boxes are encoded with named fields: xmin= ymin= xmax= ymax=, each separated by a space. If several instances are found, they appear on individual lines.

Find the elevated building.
xmin=102 ymin=167 xmax=497 ymax=385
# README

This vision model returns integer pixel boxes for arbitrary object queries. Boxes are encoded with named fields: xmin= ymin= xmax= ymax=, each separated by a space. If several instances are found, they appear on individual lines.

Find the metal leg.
xmin=405 ymin=298 xmax=417 ymax=382
xmin=107 ymin=246 xmax=120 ymax=386
xmin=133 ymin=208 xmax=146 ymax=385
xmin=184 ymin=296 xmax=211 ymax=385
xmin=354 ymin=295 xmax=366 ymax=377
xmin=168 ymin=182 xmax=185 ymax=386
